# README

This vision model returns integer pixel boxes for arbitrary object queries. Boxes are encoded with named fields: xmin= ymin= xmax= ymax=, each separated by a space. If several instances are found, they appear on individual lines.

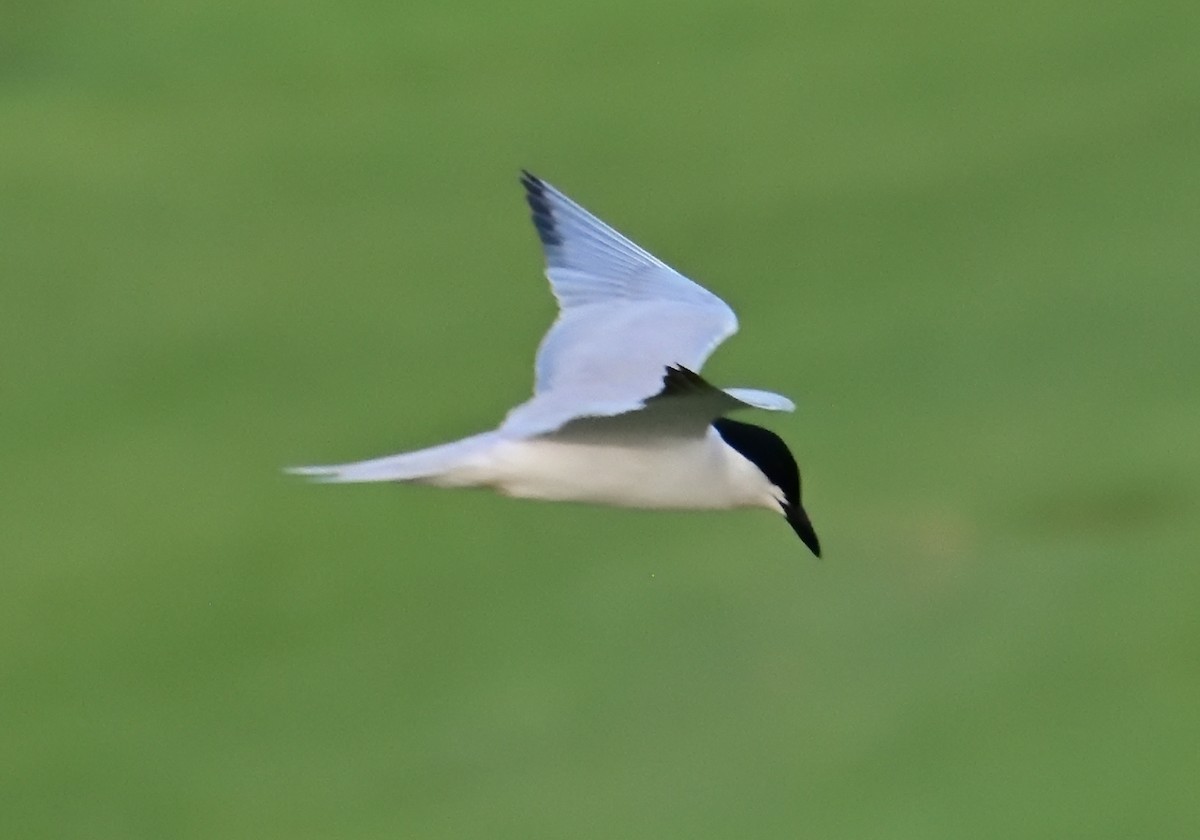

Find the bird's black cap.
xmin=713 ymin=418 xmax=821 ymax=557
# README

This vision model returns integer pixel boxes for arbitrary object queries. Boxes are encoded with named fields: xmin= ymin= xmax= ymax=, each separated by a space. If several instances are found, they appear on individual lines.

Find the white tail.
xmin=285 ymin=431 xmax=501 ymax=484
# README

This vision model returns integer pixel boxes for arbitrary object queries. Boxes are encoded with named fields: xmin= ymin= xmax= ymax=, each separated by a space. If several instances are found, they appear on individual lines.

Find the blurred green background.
xmin=4 ymin=0 xmax=1198 ymax=837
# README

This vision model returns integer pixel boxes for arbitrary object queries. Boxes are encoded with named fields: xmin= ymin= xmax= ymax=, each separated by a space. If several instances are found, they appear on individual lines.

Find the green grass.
xmin=3 ymin=1 xmax=1199 ymax=837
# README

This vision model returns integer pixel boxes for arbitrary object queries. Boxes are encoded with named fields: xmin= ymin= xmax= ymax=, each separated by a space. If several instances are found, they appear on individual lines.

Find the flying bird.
xmin=289 ymin=171 xmax=820 ymax=556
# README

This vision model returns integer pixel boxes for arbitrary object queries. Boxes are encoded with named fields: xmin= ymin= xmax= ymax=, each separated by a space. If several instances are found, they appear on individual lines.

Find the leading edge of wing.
xmin=519 ymin=170 xmax=734 ymax=313
xmin=501 ymin=365 xmax=793 ymax=439
xmin=646 ymin=365 xmax=795 ymax=414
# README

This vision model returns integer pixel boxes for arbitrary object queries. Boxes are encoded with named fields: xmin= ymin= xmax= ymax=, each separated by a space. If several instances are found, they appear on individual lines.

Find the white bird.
xmin=289 ymin=171 xmax=820 ymax=556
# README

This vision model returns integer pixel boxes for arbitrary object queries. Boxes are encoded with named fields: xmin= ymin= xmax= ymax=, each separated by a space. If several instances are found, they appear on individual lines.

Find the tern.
xmin=289 ymin=171 xmax=820 ymax=556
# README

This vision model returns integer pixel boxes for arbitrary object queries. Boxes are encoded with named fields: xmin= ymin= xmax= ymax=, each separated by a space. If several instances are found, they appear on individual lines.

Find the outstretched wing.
xmin=510 ymin=364 xmax=794 ymax=440
xmin=519 ymin=171 xmax=738 ymax=407
xmin=503 ymin=364 xmax=795 ymax=441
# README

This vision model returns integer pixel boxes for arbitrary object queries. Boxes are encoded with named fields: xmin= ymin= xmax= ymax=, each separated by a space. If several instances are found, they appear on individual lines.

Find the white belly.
xmin=447 ymin=429 xmax=776 ymax=511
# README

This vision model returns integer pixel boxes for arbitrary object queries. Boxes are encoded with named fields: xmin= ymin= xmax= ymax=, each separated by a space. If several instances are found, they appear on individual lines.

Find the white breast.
xmin=444 ymin=426 xmax=781 ymax=512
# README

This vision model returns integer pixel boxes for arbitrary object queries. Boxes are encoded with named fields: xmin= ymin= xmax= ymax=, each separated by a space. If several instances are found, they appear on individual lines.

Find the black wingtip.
xmin=519 ymin=169 xmax=561 ymax=247
xmin=655 ymin=364 xmax=709 ymax=399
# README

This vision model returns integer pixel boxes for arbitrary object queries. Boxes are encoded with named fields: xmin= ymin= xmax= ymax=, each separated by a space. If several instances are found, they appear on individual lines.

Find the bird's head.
xmin=713 ymin=418 xmax=821 ymax=557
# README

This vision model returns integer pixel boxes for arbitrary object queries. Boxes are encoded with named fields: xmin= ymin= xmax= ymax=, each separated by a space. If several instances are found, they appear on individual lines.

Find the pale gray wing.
xmin=519 ymin=171 xmax=738 ymax=408
xmin=501 ymin=364 xmax=795 ymax=440
xmin=545 ymin=366 xmax=793 ymax=440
